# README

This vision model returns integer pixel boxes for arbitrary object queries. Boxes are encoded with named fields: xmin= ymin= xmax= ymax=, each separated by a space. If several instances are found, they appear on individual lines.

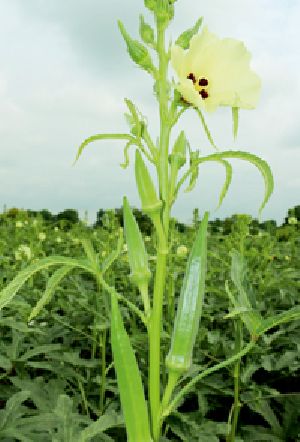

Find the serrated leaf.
xmin=0 ymin=256 xmax=93 ymax=311
xmin=78 ymin=412 xmax=123 ymax=441
xmin=208 ymin=150 xmax=274 ymax=214
xmin=28 ymin=265 xmax=74 ymax=322
xmin=215 ymin=159 xmax=232 ymax=208
xmin=17 ymin=344 xmax=63 ymax=362
xmin=74 ymin=133 xmax=133 ymax=164
xmin=256 ymin=306 xmax=300 ymax=337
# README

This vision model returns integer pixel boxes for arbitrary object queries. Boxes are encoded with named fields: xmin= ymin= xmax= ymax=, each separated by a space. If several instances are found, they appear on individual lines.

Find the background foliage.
xmin=0 ymin=206 xmax=299 ymax=441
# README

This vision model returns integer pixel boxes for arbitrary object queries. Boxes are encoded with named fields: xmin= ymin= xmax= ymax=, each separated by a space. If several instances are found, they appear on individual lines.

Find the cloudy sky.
xmin=0 ymin=0 xmax=299 ymax=224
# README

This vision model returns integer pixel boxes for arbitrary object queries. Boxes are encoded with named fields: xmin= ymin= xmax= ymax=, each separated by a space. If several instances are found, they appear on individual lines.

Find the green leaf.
xmin=208 ymin=150 xmax=274 ymax=214
xmin=74 ymin=133 xmax=133 ymax=164
xmin=17 ymin=344 xmax=63 ymax=362
xmin=78 ymin=412 xmax=123 ymax=442
xmin=195 ymin=108 xmax=218 ymax=150
xmin=214 ymin=159 xmax=233 ymax=209
xmin=28 ymin=265 xmax=74 ymax=322
xmin=101 ymin=229 xmax=124 ymax=274
xmin=0 ymin=390 xmax=30 ymax=429
xmin=232 ymin=107 xmax=239 ymax=139
xmin=175 ymin=17 xmax=203 ymax=49
xmin=256 ymin=306 xmax=300 ymax=337
xmin=0 ymin=256 xmax=93 ymax=311
xmin=185 ymin=150 xmax=200 ymax=193
xmin=110 ymin=293 xmax=151 ymax=442
xmin=230 ymin=250 xmax=262 ymax=335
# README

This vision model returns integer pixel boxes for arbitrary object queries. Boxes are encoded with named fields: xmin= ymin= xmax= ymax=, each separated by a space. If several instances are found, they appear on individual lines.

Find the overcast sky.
xmin=0 ymin=0 xmax=299 ymax=224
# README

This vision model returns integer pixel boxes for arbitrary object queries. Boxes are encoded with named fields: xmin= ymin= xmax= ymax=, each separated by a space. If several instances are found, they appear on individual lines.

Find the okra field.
xmin=0 ymin=208 xmax=299 ymax=441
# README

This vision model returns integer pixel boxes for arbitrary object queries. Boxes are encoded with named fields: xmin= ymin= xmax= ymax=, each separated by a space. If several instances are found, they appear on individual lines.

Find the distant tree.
xmin=57 ymin=209 xmax=79 ymax=224
xmin=259 ymin=219 xmax=276 ymax=234
xmin=95 ymin=209 xmax=105 ymax=227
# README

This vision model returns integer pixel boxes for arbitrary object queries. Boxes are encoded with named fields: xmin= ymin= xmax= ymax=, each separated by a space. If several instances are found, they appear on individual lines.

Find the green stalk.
xmin=227 ymin=320 xmax=243 ymax=442
xmin=163 ymin=340 xmax=256 ymax=418
xmin=148 ymin=16 xmax=171 ymax=441
xmin=149 ymin=249 xmax=167 ymax=440
xmin=99 ymin=329 xmax=107 ymax=414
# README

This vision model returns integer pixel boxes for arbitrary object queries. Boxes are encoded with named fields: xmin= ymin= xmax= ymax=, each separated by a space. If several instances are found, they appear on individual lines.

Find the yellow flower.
xmin=171 ymin=27 xmax=261 ymax=112
xmin=176 ymin=245 xmax=188 ymax=257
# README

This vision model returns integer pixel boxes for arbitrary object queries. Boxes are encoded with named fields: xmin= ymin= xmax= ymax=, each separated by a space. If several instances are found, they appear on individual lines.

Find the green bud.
xmin=139 ymin=15 xmax=155 ymax=46
xmin=175 ymin=17 xmax=203 ymax=49
xmin=156 ymin=0 xmax=174 ymax=24
xmin=118 ymin=21 xmax=155 ymax=74
xmin=169 ymin=131 xmax=187 ymax=169
xmin=144 ymin=0 xmax=156 ymax=12
xmin=123 ymin=196 xmax=151 ymax=286
xmin=135 ymin=150 xmax=162 ymax=214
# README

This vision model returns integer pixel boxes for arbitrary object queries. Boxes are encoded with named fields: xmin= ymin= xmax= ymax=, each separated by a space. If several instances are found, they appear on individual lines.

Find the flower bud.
xmin=123 ymin=196 xmax=151 ymax=286
xmin=139 ymin=15 xmax=155 ymax=46
xmin=169 ymin=131 xmax=187 ymax=169
xmin=135 ymin=150 xmax=162 ymax=214
xmin=175 ymin=17 xmax=203 ymax=49
xmin=118 ymin=21 xmax=155 ymax=74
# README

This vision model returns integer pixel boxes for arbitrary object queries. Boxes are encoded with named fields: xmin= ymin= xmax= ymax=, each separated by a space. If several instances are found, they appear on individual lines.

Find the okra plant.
xmin=76 ymin=1 xmax=274 ymax=440
xmin=1 ymin=1 xmax=300 ymax=441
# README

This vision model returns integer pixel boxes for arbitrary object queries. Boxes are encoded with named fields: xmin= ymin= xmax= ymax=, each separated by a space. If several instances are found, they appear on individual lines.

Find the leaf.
xmin=232 ymin=107 xmax=239 ymax=139
xmin=0 ymin=256 xmax=93 ymax=311
xmin=17 ymin=344 xmax=63 ymax=362
xmin=214 ymin=159 xmax=233 ymax=209
xmin=230 ymin=250 xmax=262 ymax=335
xmin=212 ymin=150 xmax=274 ymax=215
xmin=256 ymin=306 xmax=300 ymax=337
xmin=28 ymin=265 xmax=74 ymax=322
xmin=79 ymin=412 xmax=123 ymax=441
xmin=195 ymin=108 xmax=218 ymax=150
xmin=185 ymin=150 xmax=200 ymax=193
xmin=101 ymin=230 xmax=124 ymax=274
xmin=110 ymin=292 xmax=151 ymax=442
xmin=175 ymin=17 xmax=203 ymax=49
xmin=0 ymin=390 xmax=30 ymax=429
xmin=74 ymin=133 xmax=133 ymax=164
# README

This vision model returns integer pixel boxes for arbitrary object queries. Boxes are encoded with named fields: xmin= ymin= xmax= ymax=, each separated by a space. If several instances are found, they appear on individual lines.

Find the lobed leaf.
xmin=0 ymin=256 xmax=93 ymax=311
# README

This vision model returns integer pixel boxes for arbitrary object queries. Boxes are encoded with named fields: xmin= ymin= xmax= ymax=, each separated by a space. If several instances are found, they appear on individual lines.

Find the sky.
xmin=0 ymin=0 xmax=299 ymax=225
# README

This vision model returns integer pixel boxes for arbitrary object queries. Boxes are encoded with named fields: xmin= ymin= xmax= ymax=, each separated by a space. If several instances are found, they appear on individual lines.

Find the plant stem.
xmin=148 ymin=16 xmax=171 ymax=442
xmin=99 ymin=329 xmax=107 ymax=414
xmin=227 ymin=320 xmax=243 ymax=442
xmin=163 ymin=340 xmax=256 ymax=418
xmin=149 ymin=248 xmax=167 ymax=440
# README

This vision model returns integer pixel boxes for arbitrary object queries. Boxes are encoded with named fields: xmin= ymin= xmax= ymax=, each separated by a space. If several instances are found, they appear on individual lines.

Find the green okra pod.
xmin=166 ymin=212 xmax=209 ymax=373
xmin=123 ymin=196 xmax=151 ymax=316
xmin=110 ymin=292 xmax=152 ymax=442
xmin=169 ymin=131 xmax=187 ymax=170
xmin=135 ymin=150 xmax=163 ymax=214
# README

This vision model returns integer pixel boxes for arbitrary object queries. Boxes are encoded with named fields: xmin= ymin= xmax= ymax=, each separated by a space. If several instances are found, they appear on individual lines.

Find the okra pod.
xmin=166 ymin=212 xmax=209 ymax=373
xmin=123 ymin=196 xmax=151 ymax=316
xmin=110 ymin=292 xmax=152 ymax=442
xmin=135 ymin=150 xmax=162 ymax=214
